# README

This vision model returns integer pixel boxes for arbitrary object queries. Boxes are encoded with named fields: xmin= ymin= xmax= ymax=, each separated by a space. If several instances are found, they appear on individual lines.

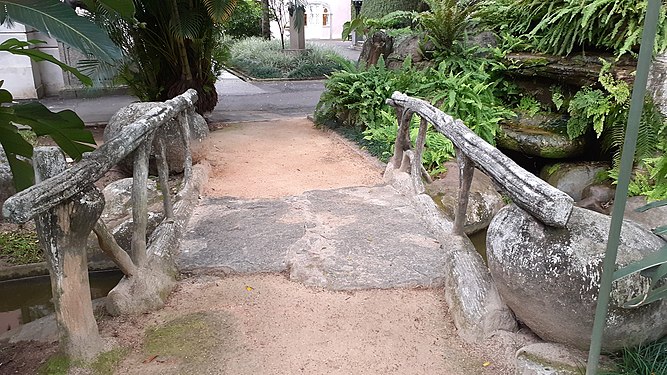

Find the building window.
xmin=322 ymin=7 xmax=329 ymax=26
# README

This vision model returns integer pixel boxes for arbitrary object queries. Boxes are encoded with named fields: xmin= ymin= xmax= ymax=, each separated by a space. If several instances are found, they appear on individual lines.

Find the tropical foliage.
xmin=223 ymin=0 xmax=262 ymax=38
xmin=360 ymin=0 xmax=424 ymax=19
xmin=0 ymin=0 xmax=123 ymax=189
xmin=316 ymin=55 xmax=511 ymax=176
xmin=480 ymin=0 xmax=667 ymax=57
xmin=86 ymin=0 xmax=237 ymax=113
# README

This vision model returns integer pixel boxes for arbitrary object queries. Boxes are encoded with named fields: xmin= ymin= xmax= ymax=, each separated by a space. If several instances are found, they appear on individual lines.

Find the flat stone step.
xmin=178 ymin=185 xmax=448 ymax=290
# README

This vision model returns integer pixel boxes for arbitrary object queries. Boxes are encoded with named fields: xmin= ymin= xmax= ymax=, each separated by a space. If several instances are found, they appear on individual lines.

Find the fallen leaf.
xmin=482 ymin=361 xmax=491 ymax=367
xmin=245 ymin=285 xmax=254 ymax=291
xmin=143 ymin=355 xmax=158 ymax=363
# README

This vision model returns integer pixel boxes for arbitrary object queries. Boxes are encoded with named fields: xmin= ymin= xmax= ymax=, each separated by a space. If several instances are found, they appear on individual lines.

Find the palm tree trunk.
xmin=170 ymin=0 xmax=194 ymax=81
xmin=261 ymin=0 xmax=271 ymax=39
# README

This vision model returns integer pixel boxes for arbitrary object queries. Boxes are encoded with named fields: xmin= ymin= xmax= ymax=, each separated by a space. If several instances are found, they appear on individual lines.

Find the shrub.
xmin=360 ymin=0 xmax=424 ymax=19
xmin=224 ymin=0 xmax=263 ymax=39
xmin=226 ymin=37 xmax=345 ymax=79
xmin=315 ymin=55 xmax=511 ymax=176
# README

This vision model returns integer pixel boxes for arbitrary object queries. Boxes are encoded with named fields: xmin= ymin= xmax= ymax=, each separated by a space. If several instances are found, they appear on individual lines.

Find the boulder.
xmin=387 ymin=35 xmax=432 ymax=70
xmin=497 ymin=113 xmax=587 ymax=159
xmin=103 ymin=102 xmax=209 ymax=174
xmin=540 ymin=162 xmax=609 ymax=201
xmin=576 ymin=184 xmax=615 ymax=214
xmin=515 ymin=343 xmax=589 ymax=375
xmin=358 ymin=31 xmax=393 ymax=67
xmin=487 ymin=204 xmax=667 ymax=351
xmin=87 ymin=177 xmax=165 ymax=265
xmin=426 ymin=161 xmax=505 ymax=234
xmin=624 ymin=196 xmax=667 ymax=240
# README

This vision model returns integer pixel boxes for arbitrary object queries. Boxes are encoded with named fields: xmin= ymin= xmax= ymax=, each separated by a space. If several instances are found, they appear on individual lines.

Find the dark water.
xmin=0 ymin=270 xmax=123 ymax=333
xmin=468 ymin=228 xmax=488 ymax=263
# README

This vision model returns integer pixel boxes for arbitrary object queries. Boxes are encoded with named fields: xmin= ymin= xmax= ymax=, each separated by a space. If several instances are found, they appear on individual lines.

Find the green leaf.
xmin=1 ymin=0 xmax=121 ymax=63
xmin=0 ymin=38 xmax=92 ymax=86
xmin=11 ymin=102 xmax=96 ymax=160
xmin=4 ymin=151 xmax=34 ymax=191
xmin=0 ymin=88 xmax=12 ymax=103
xmin=90 ymin=0 xmax=135 ymax=19
xmin=635 ymin=199 xmax=667 ymax=212
xmin=0 ymin=119 xmax=34 ymax=191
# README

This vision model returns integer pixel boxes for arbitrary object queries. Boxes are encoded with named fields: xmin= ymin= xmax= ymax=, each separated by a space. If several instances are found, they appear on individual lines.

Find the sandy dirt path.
xmin=106 ymin=118 xmax=515 ymax=375
xmin=202 ymin=118 xmax=384 ymax=198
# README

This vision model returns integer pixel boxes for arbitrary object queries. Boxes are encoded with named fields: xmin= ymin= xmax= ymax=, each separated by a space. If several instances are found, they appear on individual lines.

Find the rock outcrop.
xmin=426 ymin=161 xmax=505 ymax=234
xmin=487 ymin=204 xmax=667 ymax=351
xmin=104 ymin=102 xmax=209 ymax=174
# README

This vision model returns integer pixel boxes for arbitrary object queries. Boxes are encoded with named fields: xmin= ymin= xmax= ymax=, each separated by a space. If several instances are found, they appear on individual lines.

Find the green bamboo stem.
xmin=586 ymin=1 xmax=661 ymax=373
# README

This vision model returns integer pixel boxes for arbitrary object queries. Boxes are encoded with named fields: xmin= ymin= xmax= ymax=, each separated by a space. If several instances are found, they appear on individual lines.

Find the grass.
xmin=38 ymin=348 xmax=129 ymax=375
xmin=38 ymin=354 xmax=71 ymax=375
xmin=600 ymin=338 xmax=667 ymax=375
xmin=89 ymin=348 xmax=130 ymax=375
xmin=0 ymin=228 xmax=43 ymax=265
xmin=145 ymin=312 xmax=220 ymax=362
xmin=227 ymin=37 xmax=347 ymax=79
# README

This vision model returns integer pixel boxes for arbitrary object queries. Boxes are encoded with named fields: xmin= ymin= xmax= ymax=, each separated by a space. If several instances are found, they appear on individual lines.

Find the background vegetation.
xmin=318 ymin=0 xmax=667 ymax=200
xmin=226 ymin=37 xmax=346 ymax=79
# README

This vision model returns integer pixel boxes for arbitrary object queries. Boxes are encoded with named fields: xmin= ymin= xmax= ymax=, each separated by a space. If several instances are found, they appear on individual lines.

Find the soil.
xmin=0 ymin=118 xmax=516 ymax=374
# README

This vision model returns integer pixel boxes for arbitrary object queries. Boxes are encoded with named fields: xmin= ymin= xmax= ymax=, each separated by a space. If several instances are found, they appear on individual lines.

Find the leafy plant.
xmin=0 ymin=1 xmax=140 ymax=189
xmin=316 ymin=54 xmax=511 ymax=174
xmin=223 ymin=0 xmax=262 ymax=38
xmin=87 ymin=0 xmax=238 ymax=113
xmin=342 ymin=10 xmax=419 ymax=40
xmin=600 ymin=338 xmax=667 ymax=375
xmin=517 ymin=96 xmax=541 ymax=116
xmin=419 ymin=0 xmax=478 ymax=59
xmin=226 ymin=37 xmax=345 ymax=79
xmin=481 ymin=0 xmax=667 ymax=57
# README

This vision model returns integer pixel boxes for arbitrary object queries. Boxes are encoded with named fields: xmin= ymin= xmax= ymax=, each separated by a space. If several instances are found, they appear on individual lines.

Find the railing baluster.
xmin=131 ymin=131 xmax=155 ymax=266
xmin=179 ymin=109 xmax=193 ymax=181
xmin=454 ymin=149 xmax=474 ymax=235
xmin=155 ymin=131 xmax=174 ymax=220
xmin=93 ymin=220 xmax=137 ymax=277
xmin=410 ymin=116 xmax=429 ymax=194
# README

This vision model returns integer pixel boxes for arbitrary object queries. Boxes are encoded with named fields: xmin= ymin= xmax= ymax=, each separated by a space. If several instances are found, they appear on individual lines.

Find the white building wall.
xmin=271 ymin=0 xmax=351 ymax=41
xmin=0 ymin=23 xmax=41 ymax=99
xmin=0 ymin=24 xmax=64 ymax=99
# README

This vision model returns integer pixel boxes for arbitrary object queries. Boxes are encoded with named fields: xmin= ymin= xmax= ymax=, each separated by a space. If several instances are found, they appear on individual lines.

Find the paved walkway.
xmin=179 ymin=186 xmax=448 ymax=290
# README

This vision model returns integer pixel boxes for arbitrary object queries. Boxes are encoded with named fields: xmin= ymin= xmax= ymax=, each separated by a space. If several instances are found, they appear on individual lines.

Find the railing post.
xmin=179 ymin=109 xmax=194 ymax=181
xmin=154 ymin=131 xmax=174 ymax=220
xmin=454 ymin=149 xmax=474 ymax=235
xmin=131 ymin=132 xmax=155 ymax=266
xmin=32 ymin=147 xmax=105 ymax=360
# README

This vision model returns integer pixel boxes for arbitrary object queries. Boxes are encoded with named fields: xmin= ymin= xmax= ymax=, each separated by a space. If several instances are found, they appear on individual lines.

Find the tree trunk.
xmin=261 ymin=0 xmax=271 ymax=39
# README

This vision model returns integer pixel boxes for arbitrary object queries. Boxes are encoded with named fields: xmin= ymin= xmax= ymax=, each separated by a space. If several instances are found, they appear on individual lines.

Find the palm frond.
xmin=0 ymin=0 xmax=121 ymax=63
xmin=202 ymin=0 xmax=237 ymax=22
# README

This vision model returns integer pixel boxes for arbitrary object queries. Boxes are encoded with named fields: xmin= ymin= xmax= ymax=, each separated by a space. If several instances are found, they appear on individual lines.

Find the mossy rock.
xmin=497 ymin=112 xmax=587 ymax=159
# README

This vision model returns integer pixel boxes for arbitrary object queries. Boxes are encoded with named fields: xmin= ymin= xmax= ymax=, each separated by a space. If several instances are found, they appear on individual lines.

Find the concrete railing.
xmin=1 ymin=89 xmax=200 ymax=360
xmin=385 ymin=91 xmax=574 ymax=233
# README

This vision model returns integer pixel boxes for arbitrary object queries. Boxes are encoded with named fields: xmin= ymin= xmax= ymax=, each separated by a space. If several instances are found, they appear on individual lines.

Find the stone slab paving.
xmin=178 ymin=185 xmax=448 ymax=290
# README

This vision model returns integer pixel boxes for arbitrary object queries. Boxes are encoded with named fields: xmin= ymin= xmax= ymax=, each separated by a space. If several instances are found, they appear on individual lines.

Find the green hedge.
xmin=360 ymin=0 xmax=422 ymax=19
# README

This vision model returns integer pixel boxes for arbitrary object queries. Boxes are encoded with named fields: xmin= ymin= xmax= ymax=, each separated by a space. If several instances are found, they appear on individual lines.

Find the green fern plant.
xmin=419 ymin=0 xmax=478 ymax=59
xmin=481 ymin=0 xmax=667 ymax=57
